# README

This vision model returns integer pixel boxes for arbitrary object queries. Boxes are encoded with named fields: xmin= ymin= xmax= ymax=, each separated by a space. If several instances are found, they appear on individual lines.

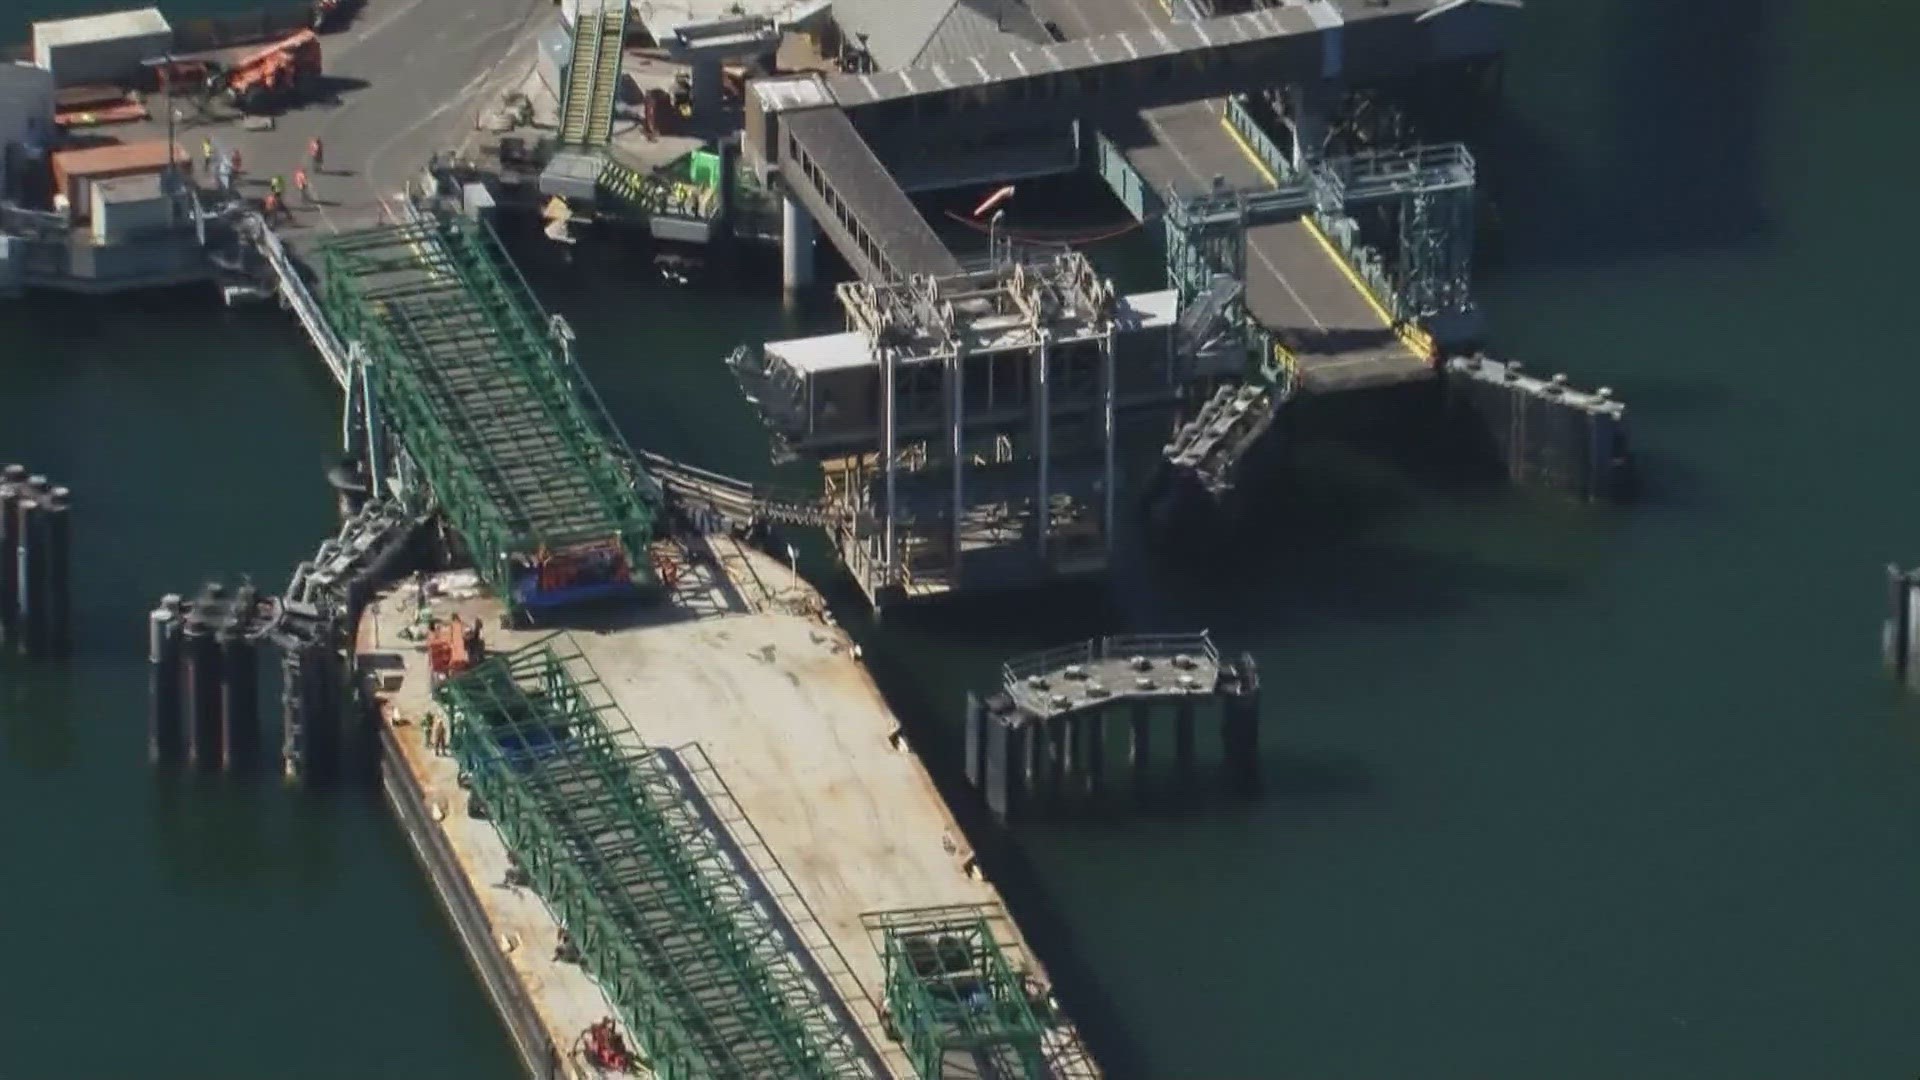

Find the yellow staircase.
xmin=557 ymin=0 xmax=626 ymax=146
xmin=582 ymin=5 xmax=626 ymax=144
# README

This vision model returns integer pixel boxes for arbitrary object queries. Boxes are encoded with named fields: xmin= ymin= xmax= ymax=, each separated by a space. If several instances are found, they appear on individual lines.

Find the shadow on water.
xmin=843 ymin=608 xmax=1156 ymax=1079
xmin=1119 ymin=385 xmax=1582 ymax=636
xmin=1487 ymin=0 xmax=1777 ymax=270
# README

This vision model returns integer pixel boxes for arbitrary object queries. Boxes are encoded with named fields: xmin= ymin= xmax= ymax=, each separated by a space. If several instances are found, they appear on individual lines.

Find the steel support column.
xmin=949 ymin=344 xmax=965 ymax=589
xmin=881 ymin=345 xmax=898 ymax=587
xmin=1032 ymin=332 xmax=1050 ymax=559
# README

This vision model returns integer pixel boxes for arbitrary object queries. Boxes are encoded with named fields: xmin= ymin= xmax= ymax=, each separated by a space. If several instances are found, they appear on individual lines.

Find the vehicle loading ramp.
xmin=318 ymin=211 xmax=660 ymax=606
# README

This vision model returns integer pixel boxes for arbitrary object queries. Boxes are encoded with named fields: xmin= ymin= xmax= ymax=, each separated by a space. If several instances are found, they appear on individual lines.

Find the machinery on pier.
xmin=207 ymin=28 xmax=323 ymax=113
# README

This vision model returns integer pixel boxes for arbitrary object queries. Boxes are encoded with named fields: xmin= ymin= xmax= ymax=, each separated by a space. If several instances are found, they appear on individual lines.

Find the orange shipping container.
xmin=50 ymin=138 xmax=188 ymax=218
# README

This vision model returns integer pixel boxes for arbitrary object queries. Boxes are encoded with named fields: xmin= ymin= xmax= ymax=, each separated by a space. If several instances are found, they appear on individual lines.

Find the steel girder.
xmin=865 ymin=906 xmax=1054 ymax=1080
xmin=441 ymin=639 xmax=876 ymax=1080
xmin=316 ymin=212 xmax=658 ymax=610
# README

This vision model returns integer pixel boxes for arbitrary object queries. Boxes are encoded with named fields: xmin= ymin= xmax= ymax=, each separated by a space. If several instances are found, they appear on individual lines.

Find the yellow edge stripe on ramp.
xmin=1219 ymin=104 xmax=1442 ymax=366
xmin=1217 ymin=107 xmax=1281 ymax=189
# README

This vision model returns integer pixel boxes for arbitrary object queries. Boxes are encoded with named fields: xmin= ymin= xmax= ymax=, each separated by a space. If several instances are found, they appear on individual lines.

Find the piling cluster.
xmin=1887 ymin=565 xmax=1920 ymax=691
xmin=148 ymin=492 xmax=425 ymax=783
xmin=1444 ymin=356 xmax=1633 ymax=502
xmin=964 ymin=633 xmax=1263 ymax=823
xmin=148 ymin=583 xmax=270 ymax=770
xmin=0 ymin=465 xmax=73 ymax=659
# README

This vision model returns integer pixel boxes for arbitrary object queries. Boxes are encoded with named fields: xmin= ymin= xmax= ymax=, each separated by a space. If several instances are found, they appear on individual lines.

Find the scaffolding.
xmin=863 ymin=906 xmax=1061 ymax=1080
xmin=318 ymin=209 xmax=660 ymax=614
xmin=441 ymin=638 xmax=877 ymax=1080
xmin=824 ymin=254 xmax=1126 ymax=608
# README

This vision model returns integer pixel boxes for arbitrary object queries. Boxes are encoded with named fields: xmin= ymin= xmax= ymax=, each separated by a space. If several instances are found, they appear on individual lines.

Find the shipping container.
xmin=51 ymin=139 xmax=186 ymax=219
xmin=90 ymin=172 xmax=176 ymax=242
xmin=0 ymin=62 xmax=56 ymax=152
xmin=33 ymin=8 xmax=174 ymax=88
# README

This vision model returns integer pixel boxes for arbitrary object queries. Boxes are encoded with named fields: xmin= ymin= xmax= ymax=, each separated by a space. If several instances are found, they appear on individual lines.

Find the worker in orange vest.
xmin=294 ymin=167 xmax=311 ymax=204
xmin=307 ymin=136 xmax=325 ymax=173
xmin=262 ymin=189 xmax=284 ymax=225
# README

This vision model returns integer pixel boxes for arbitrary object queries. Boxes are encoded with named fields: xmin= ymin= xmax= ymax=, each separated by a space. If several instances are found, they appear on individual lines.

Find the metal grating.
xmin=441 ymin=638 xmax=878 ymax=1080
xmin=863 ymin=905 xmax=1059 ymax=1080
xmin=318 ymin=209 xmax=658 ymax=611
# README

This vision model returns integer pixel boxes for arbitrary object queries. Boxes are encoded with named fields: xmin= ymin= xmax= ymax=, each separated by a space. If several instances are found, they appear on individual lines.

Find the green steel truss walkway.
xmin=441 ymin=639 xmax=878 ymax=1080
xmin=318 ymin=211 xmax=658 ymax=609
xmin=559 ymin=0 xmax=628 ymax=146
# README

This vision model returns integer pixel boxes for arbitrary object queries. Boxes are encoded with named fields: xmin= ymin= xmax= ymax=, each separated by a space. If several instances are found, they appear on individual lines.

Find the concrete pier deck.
xmin=363 ymin=530 xmax=1099 ymax=1078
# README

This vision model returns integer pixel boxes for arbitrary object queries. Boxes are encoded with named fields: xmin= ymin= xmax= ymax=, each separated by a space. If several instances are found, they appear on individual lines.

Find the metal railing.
xmin=1223 ymin=95 xmax=1293 ymax=181
xmin=1001 ymin=631 xmax=1218 ymax=697
xmin=244 ymin=210 xmax=350 ymax=387
xmin=1088 ymin=128 xmax=1159 ymax=223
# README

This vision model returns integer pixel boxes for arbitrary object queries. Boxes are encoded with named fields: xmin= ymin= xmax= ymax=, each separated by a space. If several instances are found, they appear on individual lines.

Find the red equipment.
xmin=215 ymin=29 xmax=323 ymax=113
xmin=583 ymin=1018 xmax=634 ymax=1073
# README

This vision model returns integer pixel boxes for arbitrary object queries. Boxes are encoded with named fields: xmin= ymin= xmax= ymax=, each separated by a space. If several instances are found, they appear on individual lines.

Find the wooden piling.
xmin=13 ymin=494 xmax=46 ymax=658
xmin=182 ymin=605 xmax=224 ymax=768
xmin=0 ymin=465 xmax=22 ymax=647
xmin=148 ymin=596 xmax=184 ymax=763
xmin=43 ymin=487 xmax=71 ymax=657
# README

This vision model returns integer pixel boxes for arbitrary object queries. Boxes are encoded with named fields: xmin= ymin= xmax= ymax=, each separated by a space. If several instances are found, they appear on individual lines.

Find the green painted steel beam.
xmin=439 ymin=639 xmax=877 ymax=1080
xmin=865 ymin=906 xmax=1054 ymax=1080
xmin=315 ymin=209 xmax=661 ymax=612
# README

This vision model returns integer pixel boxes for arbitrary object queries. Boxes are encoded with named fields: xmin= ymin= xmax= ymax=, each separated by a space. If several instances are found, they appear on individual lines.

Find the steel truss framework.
xmin=1165 ymin=193 xmax=1297 ymax=394
xmin=441 ymin=638 xmax=877 ymax=1080
xmin=863 ymin=906 xmax=1057 ymax=1080
xmin=317 ymin=210 xmax=658 ymax=609
xmin=1167 ymin=98 xmax=1478 ymax=340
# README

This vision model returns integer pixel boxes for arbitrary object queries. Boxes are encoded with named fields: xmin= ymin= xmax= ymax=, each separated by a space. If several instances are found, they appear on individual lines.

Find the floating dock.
xmin=364 ymin=531 xmax=1100 ymax=1078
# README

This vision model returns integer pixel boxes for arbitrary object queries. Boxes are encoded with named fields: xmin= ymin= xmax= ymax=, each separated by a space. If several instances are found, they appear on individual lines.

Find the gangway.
xmin=239 ymin=210 xmax=350 ymax=386
xmin=637 ymin=451 xmax=842 ymax=530
xmin=559 ymin=0 xmax=627 ymax=146
xmin=317 ymin=207 xmax=662 ymax=616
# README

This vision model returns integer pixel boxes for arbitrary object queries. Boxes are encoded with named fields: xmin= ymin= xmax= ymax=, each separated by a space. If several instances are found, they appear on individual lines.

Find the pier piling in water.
xmin=220 ymin=618 xmax=260 ymax=771
xmin=148 ymin=595 xmax=184 ymax=763
xmin=44 ymin=487 xmax=71 ymax=656
xmin=1445 ymin=356 xmax=1633 ymax=501
xmin=0 ymin=464 xmax=23 ymax=646
xmin=966 ymin=632 xmax=1263 ymax=822
xmin=14 ymin=493 xmax=47 ymax=658
xmin=1 ymin=469 xmax=74 ymax=658
xmin=1887 ymin=564 xmax=1920 ymax=690
xmin=182 ymin=598 xmax=224 ymax=768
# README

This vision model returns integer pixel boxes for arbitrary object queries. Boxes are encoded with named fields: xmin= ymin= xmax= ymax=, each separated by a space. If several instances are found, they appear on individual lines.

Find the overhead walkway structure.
xmin=756 ymin=77 xmax=963 ymax=284
xmin=317 ymin=208 xmax=662 ymax=616
xmin=1045 ymin=0 xmax=1471 ymax=395
xmin=441 ymin=638 xmax=879 ymax=1080
xmin=559 ymin=0 xmax=628 ymax=147
xmin=745 ymin=0 xmax=1500 ymax=338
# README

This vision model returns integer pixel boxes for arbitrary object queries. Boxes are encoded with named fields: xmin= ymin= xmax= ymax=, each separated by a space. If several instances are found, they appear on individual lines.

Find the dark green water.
xmin=8 ymin=1 xmax=1920 ymax=1076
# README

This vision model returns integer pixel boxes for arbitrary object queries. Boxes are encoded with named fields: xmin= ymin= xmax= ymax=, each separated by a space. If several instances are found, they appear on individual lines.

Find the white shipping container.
xmin=32 ymin=8 xmax=174 ymax=88
xmin=90 ymin=173 xmax=175 ymax=243
xmin=0 ymin=63 xmax=56 ymax=151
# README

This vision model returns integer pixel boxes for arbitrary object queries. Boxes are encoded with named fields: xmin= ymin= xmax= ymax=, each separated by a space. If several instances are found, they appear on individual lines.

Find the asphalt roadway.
xmin=153 ymin=0 xmax=555 ymax=248
xmin=1035 ymin=0 xmax=1430 ymax=393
